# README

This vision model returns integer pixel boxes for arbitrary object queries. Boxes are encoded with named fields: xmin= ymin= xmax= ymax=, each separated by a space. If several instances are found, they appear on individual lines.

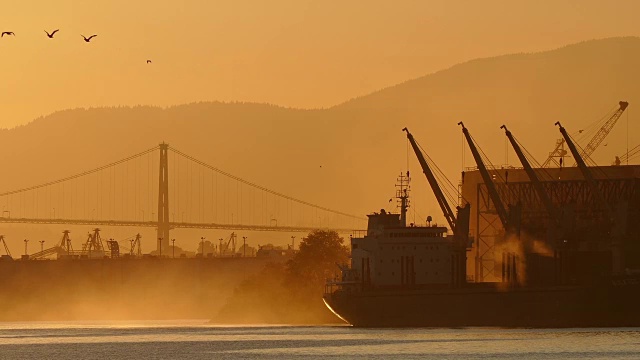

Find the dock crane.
xmin=555 ymin=122 xmax=610 ymax=213
xmin=30 ymin=231 xmax=73 ymax=260
xmin=82 ymin=228 xmax=105 ymax=258
xmin=501 ymin=125 xmax=558 ymax=224
xmin=555 ymin=121 xmax=624 ymax=274
xmin=543 ymin=101 xmax=628 ymax=167
xmin=460 ymin=122 xmax=523 ymax=284
xmin=403 ymin=127 xmax=470 ymax=286
xmin=459 ymin=122 xmax=513 ymax=232
xmin=0 ymin=235 xmax=12 ymax=259
xmin=579 ymin=101 xmax=628 ymax=162
xmin=62 ymin=231 xmax=73 ymax=254
xmin=403 ymin=128 xmax=461 ymax=232
xmin=220 ymin=232 xmax=238 ymax=256
xmin=130 ymin=234 xmax=142 ymax=257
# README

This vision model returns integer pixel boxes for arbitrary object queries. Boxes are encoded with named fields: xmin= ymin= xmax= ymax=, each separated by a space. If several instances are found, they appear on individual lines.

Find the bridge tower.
xmin=157 ymin=143 xmax=170 ymax=252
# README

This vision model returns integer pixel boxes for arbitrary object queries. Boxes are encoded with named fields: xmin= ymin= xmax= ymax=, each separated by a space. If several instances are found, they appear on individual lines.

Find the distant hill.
xmin=2 ymin=36 xmax=640 ymax=231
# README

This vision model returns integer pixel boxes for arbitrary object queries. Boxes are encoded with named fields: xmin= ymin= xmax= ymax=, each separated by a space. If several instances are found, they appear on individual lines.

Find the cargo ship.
xmin=323 ymin=124 xmax=640 ymax=327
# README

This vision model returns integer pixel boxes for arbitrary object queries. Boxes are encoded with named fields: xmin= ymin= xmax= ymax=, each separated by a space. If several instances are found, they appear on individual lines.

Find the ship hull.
xmin=323 ymin=280 xmax=640 ymax=327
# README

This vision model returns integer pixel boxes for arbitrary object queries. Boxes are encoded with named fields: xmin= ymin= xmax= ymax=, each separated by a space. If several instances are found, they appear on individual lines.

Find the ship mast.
xmin=396 ymin=171 xmax=410 ymax=227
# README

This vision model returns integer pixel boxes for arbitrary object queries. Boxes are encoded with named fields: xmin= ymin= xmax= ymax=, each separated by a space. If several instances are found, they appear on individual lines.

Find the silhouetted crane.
xmin=81 ymin=34 xmax=97 ymax=42
xmin=543 ymin=101 xmax=628 ymax=167
xmin=45 ymin=29 xmax=59 ymax=38
xmin=1 ymin=31 xmax=15 ymax=37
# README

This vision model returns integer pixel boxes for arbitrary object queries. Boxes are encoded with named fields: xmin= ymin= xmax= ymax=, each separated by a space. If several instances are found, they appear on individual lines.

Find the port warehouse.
xmin=460 ymin=164 xmax=640 ymax=283
xmin=0 ymin=256 xmax=288 ymax=321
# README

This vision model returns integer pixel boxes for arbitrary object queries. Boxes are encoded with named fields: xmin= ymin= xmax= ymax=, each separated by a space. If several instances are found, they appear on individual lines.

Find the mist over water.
xmin=0 ymin=321 xmax=639 ymax=360
xmin=0 ymin=257 xmax=278 ymax=322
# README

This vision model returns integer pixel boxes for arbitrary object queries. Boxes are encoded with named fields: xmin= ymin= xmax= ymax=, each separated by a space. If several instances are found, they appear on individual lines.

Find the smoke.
xmin=495 ymin=231 xmax=553 ymax=287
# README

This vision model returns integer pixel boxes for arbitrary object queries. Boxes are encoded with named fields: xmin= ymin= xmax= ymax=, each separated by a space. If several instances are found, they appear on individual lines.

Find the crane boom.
xmin=403 ymin=128 xmax=457 ymax=231
xmin=0 ymin=235 xmax=11 ymax=258
xmin=501 ymin=125 xmax=557 ymax=223
xmin=555 ymin=122 xmax=611 ymax=215
xmin=579 ymin=101 xmax=628 ymax=161
xmin=459 ymin=122 xmax=509 ymax=228
xmin=556 ymin=121 xmax=625 ymax=275
xmin=543 ymin=101 xmax=628 ymax=167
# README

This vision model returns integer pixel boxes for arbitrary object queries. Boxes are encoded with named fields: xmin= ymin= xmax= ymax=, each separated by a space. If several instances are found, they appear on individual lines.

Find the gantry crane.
xmin=82 ymin=228 xmax=105 ymax=257
xmin=543 ymin=101 xmax=628 ymax=167
xmin=59 ymin=230 xmax=73 ymax=255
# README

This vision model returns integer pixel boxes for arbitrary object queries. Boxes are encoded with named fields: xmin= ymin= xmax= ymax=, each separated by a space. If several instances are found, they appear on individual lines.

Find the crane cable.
xmin=414 ymin=139 xmax=468 ymax=207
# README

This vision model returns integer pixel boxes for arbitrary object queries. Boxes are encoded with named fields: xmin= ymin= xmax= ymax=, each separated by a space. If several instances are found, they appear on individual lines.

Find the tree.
xmin=196 ymin=240 xmax=216 ymax=255
xmin=214 ymin=229 xmax=350 ymax=324
xmin=286 ymin=230 xmax=349 ymax=290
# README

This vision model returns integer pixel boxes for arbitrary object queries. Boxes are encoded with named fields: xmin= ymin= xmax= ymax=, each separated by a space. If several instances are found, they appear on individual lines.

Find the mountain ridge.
xmin=333 ymin=36 xmax=640 ymax=110
xmin=1 ymin=36 xmax=639 ymax=234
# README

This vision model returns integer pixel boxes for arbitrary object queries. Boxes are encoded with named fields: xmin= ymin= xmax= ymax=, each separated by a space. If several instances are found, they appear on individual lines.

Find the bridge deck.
xmin=0 ymin=217 xmax=354 ymax=233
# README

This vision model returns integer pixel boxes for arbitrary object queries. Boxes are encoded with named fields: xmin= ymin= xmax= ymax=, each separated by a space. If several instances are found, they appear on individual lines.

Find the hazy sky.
xmin=2 ymin=0 xmax=640 ymax=128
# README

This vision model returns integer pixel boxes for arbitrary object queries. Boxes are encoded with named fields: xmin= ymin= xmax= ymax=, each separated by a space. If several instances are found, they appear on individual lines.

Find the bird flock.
xmin=1 ymin=30 xmax=152 ymax=63
xmin=2 ymin=29 xmax=96 ymax=42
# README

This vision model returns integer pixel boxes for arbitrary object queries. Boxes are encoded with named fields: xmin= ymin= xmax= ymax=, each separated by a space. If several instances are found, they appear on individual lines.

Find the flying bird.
xmin=81 ymin=34 xmax=97 ymax=42
xmin=146 ymin=60 xmax=152 ymax=64
xmin=44 ymin=29 xmax=59 ymax=38
xmin=1 ymin=31 xmax=15 ymax=37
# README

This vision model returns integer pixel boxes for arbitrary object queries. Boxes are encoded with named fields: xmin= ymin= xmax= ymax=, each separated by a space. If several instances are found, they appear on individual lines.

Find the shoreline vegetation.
xmin=212 ymin=230 xmax=349 ymax=325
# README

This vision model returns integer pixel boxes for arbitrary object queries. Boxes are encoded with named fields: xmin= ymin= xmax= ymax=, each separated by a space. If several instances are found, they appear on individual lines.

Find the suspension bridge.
xmin=0 ymin=143 xmax=365 ymax=251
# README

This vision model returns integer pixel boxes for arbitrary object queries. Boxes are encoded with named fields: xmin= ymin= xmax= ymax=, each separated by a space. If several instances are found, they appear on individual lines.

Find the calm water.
xmin=0 ymin=321 xmax=639 ymax=359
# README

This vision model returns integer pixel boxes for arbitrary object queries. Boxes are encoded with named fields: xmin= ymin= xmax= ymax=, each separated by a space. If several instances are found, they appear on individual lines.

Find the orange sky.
xmin=2 ymin=0 xmax=640 ymax=128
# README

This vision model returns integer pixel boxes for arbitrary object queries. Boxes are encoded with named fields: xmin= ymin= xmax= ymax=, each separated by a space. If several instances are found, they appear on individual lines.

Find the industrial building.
xmin=460 ymin=164 xmax=640 ymax=282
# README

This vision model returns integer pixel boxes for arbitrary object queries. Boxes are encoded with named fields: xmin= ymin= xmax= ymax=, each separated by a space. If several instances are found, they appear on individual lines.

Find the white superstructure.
xmin=351 ymin=210 xmax=464 ymax=287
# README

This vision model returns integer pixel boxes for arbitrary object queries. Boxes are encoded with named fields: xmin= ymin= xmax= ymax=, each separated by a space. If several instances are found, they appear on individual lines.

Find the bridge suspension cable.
xmin=168 ymin=145 xmax=363 ymax=220
xmin=0 ymin=146 xmax=158 ymax=197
